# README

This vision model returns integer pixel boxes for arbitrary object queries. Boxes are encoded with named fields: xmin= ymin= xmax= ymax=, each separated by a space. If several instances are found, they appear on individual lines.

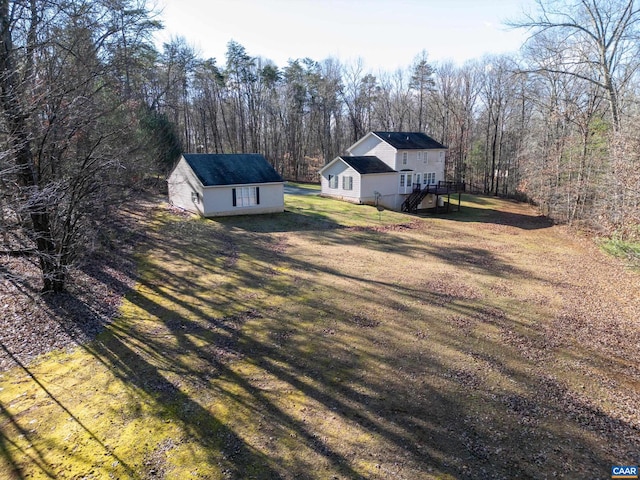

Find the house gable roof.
xmin=182 ymin=153 xmax=283 ymax=186
xmin=372 ymin=131 xmax=446 ymax=150
xmin=339 ymin=156 xmax=397 ymax=174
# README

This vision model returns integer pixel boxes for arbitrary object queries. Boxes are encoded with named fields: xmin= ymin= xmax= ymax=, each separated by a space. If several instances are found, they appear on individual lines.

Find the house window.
xmin=423 ymin=152 xmax=428 ymax=164
xmin=439 ymin=152 xmax=444 ymax=162
xmin=328 ymin=174 xmax=338 ymax=189
xmin=425 ymin=172 xmax=436 ymax=185
xmin=402 ymin=152 xmax=408 ymax=165
xmin=400 ymin=173 xmax=412 ymax=189
xmin=232 ymin=186 xmax=260 ymax=207
xmin=342 ymin=176 xmax=353 ymax=190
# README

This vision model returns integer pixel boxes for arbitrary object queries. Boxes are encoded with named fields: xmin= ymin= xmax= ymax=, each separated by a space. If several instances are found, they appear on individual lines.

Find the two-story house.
xmin=319 ymin=131 xmax=449 ymax=211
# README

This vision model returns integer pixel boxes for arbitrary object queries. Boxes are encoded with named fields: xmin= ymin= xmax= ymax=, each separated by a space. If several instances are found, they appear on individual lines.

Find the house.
xmin=167 ymin=153 xmax=284 ymax=217
xmin=319 ymin=131 xmax=460 ymax=212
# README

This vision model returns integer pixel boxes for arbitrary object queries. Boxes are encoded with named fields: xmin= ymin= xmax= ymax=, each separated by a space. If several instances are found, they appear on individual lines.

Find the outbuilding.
xmin=167 ymin=153 xmax=284 ymax=217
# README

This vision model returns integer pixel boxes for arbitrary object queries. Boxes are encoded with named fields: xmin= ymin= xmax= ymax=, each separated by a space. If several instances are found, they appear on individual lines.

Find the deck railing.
xmin=401 ymin=181 xmax=466 ymax=213
xmin=411 ymin=181 xmax=465 ymax=194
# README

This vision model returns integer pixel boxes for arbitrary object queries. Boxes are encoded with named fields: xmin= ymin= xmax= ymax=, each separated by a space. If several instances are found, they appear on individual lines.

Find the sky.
xmin=155 ymin=0 xmax=536 ymax=72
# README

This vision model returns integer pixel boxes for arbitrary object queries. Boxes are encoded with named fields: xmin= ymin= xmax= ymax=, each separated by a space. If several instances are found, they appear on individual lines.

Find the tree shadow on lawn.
xmin=78 ymin=267 xmax=468 ymax=478
xmin=92 ymin=214 xmax=640 ymax=477
xmin=210 ymin=217 xmax=637 ymax=477
xmin=214 ymin=204 xmax=413 ymax=235
xmin=0 ymin=392 xmax=56 ymax=480
xmin=85 ymin=275 xmax=371 ymax=479
xmin=4 ymin=203 xmax=637 ymax=479
xmin=0 ymin=339 xmax=138 ymax=479
xmin=440 ymin=202 xmax=553 ymax=231
xmin=8 ymin=278 xmax=285 ymax=479
xmin=215 ymin=210 xmax=345 ymax=234
xmin=135 ymin=259 xmax=638 ymax=479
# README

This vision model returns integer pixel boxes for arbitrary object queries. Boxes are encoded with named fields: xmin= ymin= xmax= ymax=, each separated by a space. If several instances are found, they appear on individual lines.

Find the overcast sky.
xmin=155 ymin=0 xmax=536 ymax=71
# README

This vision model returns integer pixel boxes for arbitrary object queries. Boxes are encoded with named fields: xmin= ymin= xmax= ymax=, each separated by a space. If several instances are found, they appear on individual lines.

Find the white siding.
xmin=202 ymin=183 xmax=284 ymax=217
xmin=360 ymin=173 xmax=401 ymax=209
xmin=347 ymin=133 xmax=380 ymax=156
xmin=431 ymin=150 xmax=446 ymax=183
xmin=347 ymin=134 xmax=446 ymax=178
xmin=320 ymin=160 xmax=362 ymax=200
xmin=367 ymin=142 xmax=397 ymax=170
xmin=168 ymin=156 xmax=284 ymax=217
xmin=319 ymin=133 xmax=449 ymax=211
xmin=347 ymin=133 xmax=397 ymax=170
xmin=406 ymin=150 xmax=447 ymax=183
xmin=167 ymin=157 xmax=205 ymax=215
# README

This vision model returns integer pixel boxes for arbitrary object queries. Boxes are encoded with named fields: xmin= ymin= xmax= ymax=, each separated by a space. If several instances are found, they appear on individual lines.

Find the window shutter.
xmin=256 ymin=187 xmax=260 ymax=204
xmin=232 ymin=188 xmax=237 ymax=206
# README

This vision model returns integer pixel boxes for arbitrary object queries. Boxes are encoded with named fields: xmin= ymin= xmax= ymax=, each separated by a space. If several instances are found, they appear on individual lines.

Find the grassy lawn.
xmin=1 ymin=193 xmax=639 ymax=479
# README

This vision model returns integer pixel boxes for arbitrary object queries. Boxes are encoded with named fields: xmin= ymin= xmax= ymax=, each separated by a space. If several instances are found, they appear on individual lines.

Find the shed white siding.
xmin=168 ymin=155 xmax=284 ymax=217
xmin=201 ymin=183 xmax=284 ymax=217
xmin=167 ymin=157 xmax=205 ymax=215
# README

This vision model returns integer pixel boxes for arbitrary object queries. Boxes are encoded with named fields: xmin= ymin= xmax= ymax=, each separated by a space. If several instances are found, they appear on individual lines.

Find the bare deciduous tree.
xmin=0 ymin=0 xmax=159 ymax=292
xmin=511 ymin=0 xmax=640 ymax=131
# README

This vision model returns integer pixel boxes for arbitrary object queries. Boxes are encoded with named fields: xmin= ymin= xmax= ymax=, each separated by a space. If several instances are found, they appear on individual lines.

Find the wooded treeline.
xmin=1 ymin=0 xmax=639 ymax=292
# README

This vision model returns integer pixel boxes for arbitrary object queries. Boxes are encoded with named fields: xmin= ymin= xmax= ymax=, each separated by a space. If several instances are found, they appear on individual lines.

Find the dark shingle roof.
xmin=183 ymin=153 xmax=283 ymax=186
xmin=340 ymin=156 xmax=396 ymax=174
xmin=372 ymin=131 xmax=446 ymax=150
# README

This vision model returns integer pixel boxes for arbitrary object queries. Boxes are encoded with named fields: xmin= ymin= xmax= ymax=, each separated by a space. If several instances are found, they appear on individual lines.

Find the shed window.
xmin=342 ymin=176 xmax=353 ymax=190
xmin=232 ymin=186 xmax=260 ymax=207
xmin=191 ymin=191 xmax=200 ymax=204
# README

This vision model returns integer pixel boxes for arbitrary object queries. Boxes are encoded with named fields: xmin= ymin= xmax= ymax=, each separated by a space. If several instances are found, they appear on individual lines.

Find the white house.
xmin=167 ymin=153 xmax=284 ymax=217
xmin=319 ymin=131 xmax=455 ymax=212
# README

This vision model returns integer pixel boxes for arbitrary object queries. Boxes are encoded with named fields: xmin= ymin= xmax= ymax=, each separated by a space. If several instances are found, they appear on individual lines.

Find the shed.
xmin=167 ymin=153 xmax=284 ymax=217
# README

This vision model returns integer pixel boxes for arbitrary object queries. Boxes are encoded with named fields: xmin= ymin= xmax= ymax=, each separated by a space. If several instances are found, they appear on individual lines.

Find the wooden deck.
xmin=401 ymin=181 xmax=465 ymax=214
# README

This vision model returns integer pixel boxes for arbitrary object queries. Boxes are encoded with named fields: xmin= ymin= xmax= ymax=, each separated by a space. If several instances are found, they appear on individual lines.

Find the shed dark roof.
xmin=182 ymin=153 xmax=283 ymax=186
xmin=339 ymin=155 xmax=396 ymax=174
xmin=372 ymin=131 xmax=446 ymax=150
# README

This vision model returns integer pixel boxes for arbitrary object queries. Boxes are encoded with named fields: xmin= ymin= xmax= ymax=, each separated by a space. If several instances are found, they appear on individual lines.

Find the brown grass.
xmin=1 ymin=193 xmax=639 ymax=479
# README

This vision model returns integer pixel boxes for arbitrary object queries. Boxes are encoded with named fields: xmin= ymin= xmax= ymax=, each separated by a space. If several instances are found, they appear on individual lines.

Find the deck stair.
xmin=401 ymin=181 xmax=465 ymax=213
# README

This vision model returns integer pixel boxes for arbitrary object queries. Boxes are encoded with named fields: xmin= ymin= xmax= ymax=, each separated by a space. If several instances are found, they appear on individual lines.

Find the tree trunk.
xmin=1 ymin=0 xmax=65 ymax=292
